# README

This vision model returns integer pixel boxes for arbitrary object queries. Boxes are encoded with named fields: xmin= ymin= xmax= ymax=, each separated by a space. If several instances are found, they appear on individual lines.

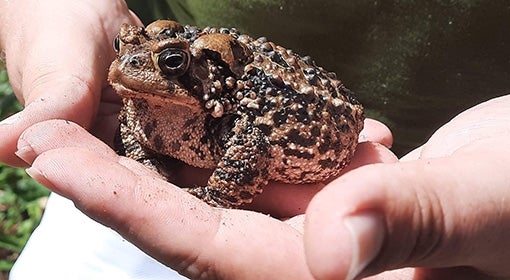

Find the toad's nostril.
xmin=129 ymin=57 xmax=140 ymax=67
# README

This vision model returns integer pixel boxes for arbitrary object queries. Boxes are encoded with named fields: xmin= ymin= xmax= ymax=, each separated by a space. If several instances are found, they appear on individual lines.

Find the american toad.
xmin=108 ymin=20 xmax=364 ymax=208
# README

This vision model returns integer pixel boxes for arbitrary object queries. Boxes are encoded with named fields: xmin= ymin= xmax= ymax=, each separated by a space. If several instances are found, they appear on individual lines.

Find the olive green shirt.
xmin=127 ymin=0 xmax=510 ymax=155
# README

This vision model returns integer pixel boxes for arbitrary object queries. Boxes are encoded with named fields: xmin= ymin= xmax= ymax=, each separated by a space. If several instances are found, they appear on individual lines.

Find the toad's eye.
xmin=157 ymin=48 xmax=189 ymax=76
xmin=113 ymin=35 xmax=121 ymax=52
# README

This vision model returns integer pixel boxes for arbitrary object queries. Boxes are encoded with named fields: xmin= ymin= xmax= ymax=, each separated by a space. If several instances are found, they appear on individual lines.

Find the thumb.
xmin=304 ymin=138 xmax=510 ymax=279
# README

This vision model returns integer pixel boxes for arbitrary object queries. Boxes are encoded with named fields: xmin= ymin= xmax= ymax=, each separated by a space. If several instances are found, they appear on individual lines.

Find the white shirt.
xmin=10 ymin=193 xmax=186 ymax=280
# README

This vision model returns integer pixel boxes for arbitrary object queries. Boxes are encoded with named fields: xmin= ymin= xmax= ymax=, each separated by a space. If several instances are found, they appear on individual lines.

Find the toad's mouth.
xmin=110 ymin=81 xmax=200 ymax=108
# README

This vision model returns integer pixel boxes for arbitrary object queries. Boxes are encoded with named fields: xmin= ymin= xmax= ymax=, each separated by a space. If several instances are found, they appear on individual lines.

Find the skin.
xmin=2 ymin=0 xmax=510 ymax=279
xmin=0 ymin=0 xmax=141 ymax=166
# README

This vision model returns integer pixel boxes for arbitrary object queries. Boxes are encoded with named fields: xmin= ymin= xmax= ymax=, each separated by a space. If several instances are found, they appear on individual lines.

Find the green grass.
xmin=0 ymin=67 xmax=50 ymax=274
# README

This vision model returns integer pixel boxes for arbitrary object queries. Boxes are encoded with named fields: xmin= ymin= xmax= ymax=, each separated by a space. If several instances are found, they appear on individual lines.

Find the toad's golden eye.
xmin=156 ymin=48 xmax=189 ymax=76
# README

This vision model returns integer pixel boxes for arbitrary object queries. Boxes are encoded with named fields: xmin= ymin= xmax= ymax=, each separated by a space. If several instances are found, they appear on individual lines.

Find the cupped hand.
xmin=305 ymin=94 xmax=510 ymax=279
xmin=16 ymin=117 xmax=395 ymax=279
xmin=0 ymin=0 xmax=141 ymax=166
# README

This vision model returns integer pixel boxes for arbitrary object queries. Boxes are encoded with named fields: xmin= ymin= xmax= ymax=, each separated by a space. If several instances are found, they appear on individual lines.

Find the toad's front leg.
xmin=115 ymin=107 xmax=181 ymax=181
xmin=187 ymin=120 xmax=270 ymax=208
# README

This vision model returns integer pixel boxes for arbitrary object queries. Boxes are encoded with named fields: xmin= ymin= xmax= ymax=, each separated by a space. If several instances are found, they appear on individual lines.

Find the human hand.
xmin=16 ymin=117 xmax=395 ymax=279
xmin=305 ymin=94 xmax=510 ymax=279
xmin=0 ymin=0 xmax=141 ymax=166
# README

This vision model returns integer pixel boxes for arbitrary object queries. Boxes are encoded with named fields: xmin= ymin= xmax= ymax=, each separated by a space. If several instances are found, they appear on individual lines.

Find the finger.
xmin=25 ymin=147 xmax=313 ymax=279
xmin=16 ymin=119 xmax=158 ymax=178
xmin=360 ymin=118 xmax=393 ymax=148
xmin=248 ymin=141 xmax=398 ymax=218
xmin=305 ymin=137 xmax=510 ymax=280
xmin=0 ymin=92 xmax=96 ymax=166
xmin=417 ymin=95 xmax=510 ymax=158
xmin=16 ymin=120 xmax=117 ymax=164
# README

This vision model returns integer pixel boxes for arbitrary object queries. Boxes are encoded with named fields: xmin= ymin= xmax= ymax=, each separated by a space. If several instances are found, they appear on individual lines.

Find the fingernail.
xmin=25 ymin=166 xmax=55 ymax=190
xmin=357 ymin=132 xmax=368 ymax=143
xmin=0 ymin=112 xmax=20 ymax=126
xmin=25 ymin=166 xmax=42 ymax=180
xmin=344 ymin=212 xmax=385 ymax=280
xmin=15 ymin=137 xmax=37 ymax=164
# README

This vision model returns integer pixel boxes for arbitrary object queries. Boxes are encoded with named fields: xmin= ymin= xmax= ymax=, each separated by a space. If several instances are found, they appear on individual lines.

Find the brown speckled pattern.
xmin=109 ymin=20 xmax=364 ymax=208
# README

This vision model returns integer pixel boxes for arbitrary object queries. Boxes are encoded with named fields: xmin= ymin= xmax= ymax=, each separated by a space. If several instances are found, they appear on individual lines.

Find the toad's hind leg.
xmin=187 ymin=121 xmax=270 ymax=208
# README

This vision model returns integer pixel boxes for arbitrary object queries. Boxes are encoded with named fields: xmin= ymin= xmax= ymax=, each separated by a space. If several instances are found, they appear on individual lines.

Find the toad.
xmin=108 ymin=20 xmax=364 ymax=208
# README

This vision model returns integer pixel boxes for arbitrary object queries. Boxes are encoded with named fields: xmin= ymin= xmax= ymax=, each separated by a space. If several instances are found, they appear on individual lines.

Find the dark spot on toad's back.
xmin=144 ymin=120 xmax=157 ymax=138
xmin=288 ymin=129 xmax=316 ymax=147
xmin=272 ymin=109 xmax=288 ymax=126
xmin=257 ymin=124 xmax=271 ymax=136
xmin=181 ymin=133 xmax=191 ymax=141
xmin=294 ymin=107 xmax=312 ymax=125
xmin=319 ymin=158 xmax=337 ymax=169
xmin=311 ymin=126 xmax=321 ymax=137
xmin=170 ymin=141 xmax=180 ymax=152
xmin=153 ymin=135 xmax=164 ymax=150
xmin=318 ymin=134 xmax=332 ymax=154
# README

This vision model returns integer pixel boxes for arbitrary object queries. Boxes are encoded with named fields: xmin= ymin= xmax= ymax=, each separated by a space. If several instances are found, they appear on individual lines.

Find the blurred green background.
xmin=0 ymin=66 xmax=50 ymax=278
